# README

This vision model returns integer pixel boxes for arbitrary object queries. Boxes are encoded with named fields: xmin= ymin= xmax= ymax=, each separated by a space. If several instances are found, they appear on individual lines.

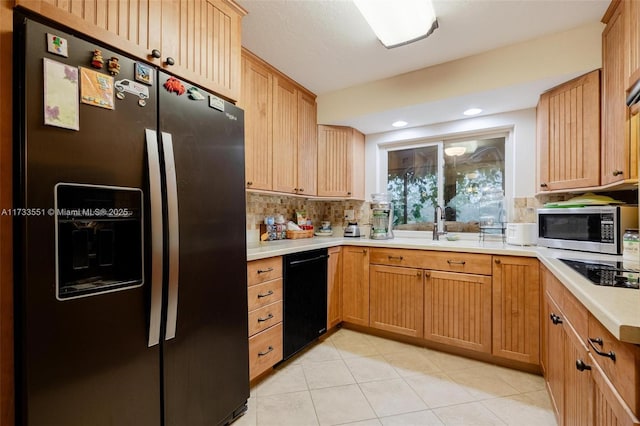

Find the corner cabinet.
xmin=241 ymin=50 xmax=317 ymax=195
xmin=492 ymin=256 xmax=540 ymax=365
xmin=317 ymin=125 xmax=365 ymax=199
xmin=537 ymin=70 xmax=601 ymax=191
xmin=16 ymin=0 xmax=246 ymax=102
xmin=341 ymin=246 xmax=369 ymax=326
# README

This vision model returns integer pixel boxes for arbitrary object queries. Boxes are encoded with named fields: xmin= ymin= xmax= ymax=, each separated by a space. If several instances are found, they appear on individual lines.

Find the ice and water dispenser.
xmin=55 ymin=183 xmax=143 ymax=300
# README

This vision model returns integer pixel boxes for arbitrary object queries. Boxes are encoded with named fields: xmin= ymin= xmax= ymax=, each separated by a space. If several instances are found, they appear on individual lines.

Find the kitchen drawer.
xmin=430 ymin=252 xmax=492 ymax=275
xmin=247 ymin=256 xmax=282 ymax=286
xmin=248 ymin=301 xmax=283 ymax=337
xmin=249 ymin=323 xmax=283 ymax=380
xmin=587 ymin=314 xmax=640 ymax=416
xmin=562 ymin=288 xmax=588 ymax=340
xmin=370 ymin=248 xmax=425 ymax=268
xmin=247 ymin=279 xmax=283 ymax=311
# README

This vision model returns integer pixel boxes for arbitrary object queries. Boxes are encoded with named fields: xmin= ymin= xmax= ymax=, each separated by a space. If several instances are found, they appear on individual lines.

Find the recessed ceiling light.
xmin=392 ymin=120 xmax=408 ymax=128
xmin=463 ymin=108 xmax=483 ymax=116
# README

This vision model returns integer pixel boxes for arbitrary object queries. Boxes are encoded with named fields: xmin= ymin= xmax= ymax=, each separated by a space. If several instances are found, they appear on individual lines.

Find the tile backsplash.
xmin=247 ymin=190 xmax=638 ymax=242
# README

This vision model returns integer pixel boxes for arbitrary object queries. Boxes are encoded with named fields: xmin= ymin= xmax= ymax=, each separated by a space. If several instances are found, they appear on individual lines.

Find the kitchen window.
xmin=386 ymin=136 xmax=505 ymax=232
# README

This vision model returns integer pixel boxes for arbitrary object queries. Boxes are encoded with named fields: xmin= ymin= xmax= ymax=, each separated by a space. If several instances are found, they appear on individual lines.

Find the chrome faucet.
xmin=433 ymin=205 xmax=447 ymax=241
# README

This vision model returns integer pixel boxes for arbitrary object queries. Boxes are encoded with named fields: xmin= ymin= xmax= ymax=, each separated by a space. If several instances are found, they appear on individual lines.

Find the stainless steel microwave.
xmin=537 ymin=205 xmax=638 ymax=254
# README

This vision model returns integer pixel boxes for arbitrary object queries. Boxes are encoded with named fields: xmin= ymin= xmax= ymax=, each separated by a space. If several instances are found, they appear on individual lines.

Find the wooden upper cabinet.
xmin=272 ymin=76 xmax=298 ymax=194
xmin=602 ymin=0 xmax=634 ymax=185
xmin=317 ymin=125 xmax=365 ymax=199
xmin=159 ymin=0 xmax=245 ymax=101
xmin=16 ymin=0 xmax=246 ymax=101
xmin=297 ymin=90 xmax=318 ymax=196
xmin=241 ymin=54 xmax=273 ymax=191
xmin=492 ymin=256 xmax=540 ymax=365
xmin=537 ymin=70 xmax=601 ymax=191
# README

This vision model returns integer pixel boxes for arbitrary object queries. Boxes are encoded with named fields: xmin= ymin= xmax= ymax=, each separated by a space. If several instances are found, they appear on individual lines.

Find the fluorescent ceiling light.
xmin=354 ymin=0 xmax=439 ymax=49
xmin=463 ymin=108 xmax=483 ymax=116
xmin=392 ymin=120 xmax=408 ymax=127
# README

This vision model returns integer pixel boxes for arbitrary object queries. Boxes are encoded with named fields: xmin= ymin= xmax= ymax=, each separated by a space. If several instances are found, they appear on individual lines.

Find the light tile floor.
xmin=235 ymin=329 xmax=557 ymax=426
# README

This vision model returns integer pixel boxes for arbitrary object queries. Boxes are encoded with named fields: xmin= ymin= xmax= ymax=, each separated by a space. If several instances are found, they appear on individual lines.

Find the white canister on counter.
xmin=622 ymin=228 xmax=639 ymax=260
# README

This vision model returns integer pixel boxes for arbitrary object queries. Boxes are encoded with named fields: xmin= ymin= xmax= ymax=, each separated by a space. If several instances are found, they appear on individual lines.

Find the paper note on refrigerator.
xmin=80 ymin=66 xmax=114 ymax=110
xmin=43 ymin=58 xmax=79 ymax=130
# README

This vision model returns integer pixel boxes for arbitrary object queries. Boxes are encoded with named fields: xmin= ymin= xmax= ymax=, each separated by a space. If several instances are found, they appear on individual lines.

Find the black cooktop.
xmin=560 ymin=259 xmax=640 ymax=289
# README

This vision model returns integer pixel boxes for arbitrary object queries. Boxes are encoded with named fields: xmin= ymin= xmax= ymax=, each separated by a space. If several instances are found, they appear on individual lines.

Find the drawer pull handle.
xmin=447 ymin=260 xmax=466 ymax=265
xmin=257 ymin=267 xmax=274 ymax=274
xmin=550 ymin=313 xmax=563 ymax=325
xmin=257 ymin=313 xmax=274 ymax=322
xmin=388 ymin=256 xmax=404 ymax=261
xmin=576 ymin=359 xmax=592 ymax=372
xmin=588 ymin=337 xmax=616 ymax=361
xmin=540 ymin=183 xmax=548 ymax=188
xmin=257 ymin=290 xmax=274 ymax=298
xmin=258 ymin=346 xmax=274 ymax=357
xmin=612 ymin=170 xmax=623 ymax=176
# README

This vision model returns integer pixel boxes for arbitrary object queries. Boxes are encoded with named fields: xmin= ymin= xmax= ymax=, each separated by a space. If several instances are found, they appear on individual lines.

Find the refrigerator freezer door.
xmin=158 ymin=74 xmax=249 ymax=426
xmin=15 ymin=16 xmax=161 ymax=425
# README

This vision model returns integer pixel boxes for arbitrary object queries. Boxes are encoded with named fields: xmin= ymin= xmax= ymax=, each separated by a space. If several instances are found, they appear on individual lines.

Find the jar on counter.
xmin=622 ymin=228 xmax=639 ymax=261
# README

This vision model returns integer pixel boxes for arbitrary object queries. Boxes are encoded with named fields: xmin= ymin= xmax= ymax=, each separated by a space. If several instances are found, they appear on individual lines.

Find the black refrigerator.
xmin=13 ymin=12 xmax=249 ymax=426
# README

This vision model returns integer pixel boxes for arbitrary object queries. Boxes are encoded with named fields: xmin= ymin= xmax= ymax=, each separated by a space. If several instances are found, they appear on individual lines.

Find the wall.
xmin=317 ymin=22 xmax=603 ymax=125
xmin=365 ymin=108 xmax=540 ymax=222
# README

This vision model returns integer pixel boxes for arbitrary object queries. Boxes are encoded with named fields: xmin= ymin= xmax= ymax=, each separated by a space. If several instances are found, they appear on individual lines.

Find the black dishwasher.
xmin=282 ymin=248 xmax=328 ymax=360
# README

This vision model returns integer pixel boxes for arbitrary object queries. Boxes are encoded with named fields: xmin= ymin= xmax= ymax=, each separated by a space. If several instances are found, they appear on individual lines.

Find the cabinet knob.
xmin=247 ymin=181 xmax=253 ymax=186
xmin=550 ymin=313 xmax=563 ymax=325
xmin=347 ymin=192 xmax=352 ymax=196
xmin=575 ymin=359 xmax=592 ymax=372
xmin=540 ymin=183 xmax=548 ymax=188
xmin=612 ymin=170 xmax=623 ymax=176
xmin=165 ymin=57 xmax=175 ymax=66
xmin=424 ymin=271 xmax=431 ymax=278
xmin=299 ymin=188 xmax=304 ymax=192
xmin=294 ymin=188 xmax=298 ymax=192
xmin=151 ymin=49 xmax=161 ymax=59
xmin=494 ymin=259 xmax=501 ymax=265
xmin=417 ymin=271 xmax=422 ymax=278
xmin=362 ymin=249 xmax=367 ymax=254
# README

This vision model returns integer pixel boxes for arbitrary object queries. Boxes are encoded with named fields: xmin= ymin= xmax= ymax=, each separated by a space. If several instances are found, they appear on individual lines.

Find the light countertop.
xmin=247 ymin=236 xmax=640 ymax=345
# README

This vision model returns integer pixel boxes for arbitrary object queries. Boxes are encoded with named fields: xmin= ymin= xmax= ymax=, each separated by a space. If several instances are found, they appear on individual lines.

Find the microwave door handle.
xmin=161 ymin=132 xmax=180 ymax=341
xmin=145 ymin=129 xmax=163 ymax=347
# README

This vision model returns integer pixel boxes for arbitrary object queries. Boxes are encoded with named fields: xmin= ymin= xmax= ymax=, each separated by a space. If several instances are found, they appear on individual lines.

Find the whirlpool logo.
xmin=225 ymin=112 xmax=238 ymax=121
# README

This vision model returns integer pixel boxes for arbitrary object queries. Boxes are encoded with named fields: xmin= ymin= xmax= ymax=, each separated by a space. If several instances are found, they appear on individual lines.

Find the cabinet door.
xmin=591 ymin=354 xmax=640 ymax=426
xmin=424 ymin=270 xmax=492 ymax=353
xmin=327 ymin=247 xmax=342 ymax=329
xmin=370 ymin=265 xmax=423 ymax=338
xmin=602 ymin=0 xmax=631 ymax=185
xmin=241 ymin=55 xmax=273 ymax=190
xmin=272 ymin=76 xmax=298 ymax=194
xmin=564 ymin=323 xmax=593 ymax=426
xmin=492 ymin=256 xmax=540 ymax=364
xmin=317 ymin=125 xmax=352 ymax=197
xmin=297 ymin=91 xmax=317 ymax=196
xmin=538 ymin=70 xmax=601 ymax=191
xmin=544 ymin=294 xmax=565 ymax=423
xmin=342 ymin=246 xmax=369 ymax=326
xmin=160 ymin=0 xmax=244 ymax=101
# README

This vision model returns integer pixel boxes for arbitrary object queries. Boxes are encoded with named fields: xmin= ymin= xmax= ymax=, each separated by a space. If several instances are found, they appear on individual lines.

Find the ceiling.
xmin=237 ymin=0 xmax=610 ymax=134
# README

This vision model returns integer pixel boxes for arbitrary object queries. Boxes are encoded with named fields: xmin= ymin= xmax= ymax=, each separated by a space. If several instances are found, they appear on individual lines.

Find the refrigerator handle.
xmin=161 ymin=132 xmax=180 ymax=341
xmin=145 ymin=129 xmax=164 ymax=347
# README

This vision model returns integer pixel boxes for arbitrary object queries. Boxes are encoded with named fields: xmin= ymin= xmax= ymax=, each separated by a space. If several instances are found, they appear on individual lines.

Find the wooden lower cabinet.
xmin=342 ymin=246 xmax=370 ymax=326
xmin=248 ymin=323 xmax=283 ymax=380
xmin=542 ymin=265 xmax=640 ymax=426
xmin=492 ymin=256 xmax=540 ymax=364
xmin=424 ymin=270 xmax=492 ymax=353
xmin=369 ymin=265 xmax=424 ymax=338
xmin=327 ymin=246 xmax=342 ymax=329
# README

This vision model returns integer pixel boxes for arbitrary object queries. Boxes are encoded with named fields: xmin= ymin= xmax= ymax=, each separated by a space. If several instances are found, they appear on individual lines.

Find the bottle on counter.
xmin=622 ymin=228 xmax=639 ymax=261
